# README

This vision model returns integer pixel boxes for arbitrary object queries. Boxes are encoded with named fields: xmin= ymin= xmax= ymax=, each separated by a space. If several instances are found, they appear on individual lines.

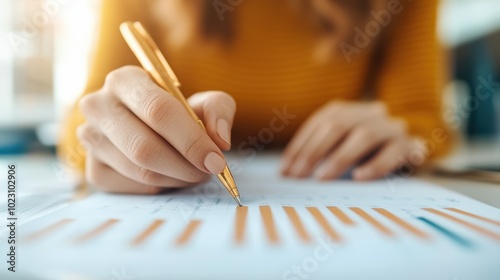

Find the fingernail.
xmin=217 ymin=119 xmax=231 ymax=146
xmin=354 ymin=169 xmax=372 ymax=180
xmin=314 ymin=164 xmax=332 ymax=179
xmin=291 ymin=160 xmax=308 ymax=177
xmin=204 ymin=152 xmax=226 ymax=174
xmin=280 ymin=161 xmax=291 ymax=175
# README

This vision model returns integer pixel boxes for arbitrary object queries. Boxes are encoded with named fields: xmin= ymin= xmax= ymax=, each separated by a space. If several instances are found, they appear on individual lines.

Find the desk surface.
xmin=9 ymin=155 xmax=500 ymax=280
xmin=1 ymin=151 xmax=499 ymax=209
xmin=428 ymin=139 xmax=500 ymax=209
xmin=419 ymin=172 xmax=500 ymax=208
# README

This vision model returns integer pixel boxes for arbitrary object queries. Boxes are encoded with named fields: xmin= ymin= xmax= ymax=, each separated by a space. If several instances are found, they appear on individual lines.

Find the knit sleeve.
xmin=374 ymin=0 xmax=454 ymax=158
xmin=57 ymin=0 xmax=151 ymax=174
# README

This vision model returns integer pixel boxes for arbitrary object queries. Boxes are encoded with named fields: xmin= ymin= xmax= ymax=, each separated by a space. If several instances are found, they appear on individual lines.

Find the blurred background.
xmin=0 ymin=0 xmax=499 ymax=168
xmin=0 ymin=0 xmax=97 ymax=154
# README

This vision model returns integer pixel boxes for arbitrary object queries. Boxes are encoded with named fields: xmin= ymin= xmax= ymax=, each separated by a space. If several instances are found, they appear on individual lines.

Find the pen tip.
xmin=235 ymin=196 xmax=243 ymax=207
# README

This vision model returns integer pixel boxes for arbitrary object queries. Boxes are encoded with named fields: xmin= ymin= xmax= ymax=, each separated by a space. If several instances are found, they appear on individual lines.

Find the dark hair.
xmin=198 ymin=0 xmax=375 ymax=42
xmin=200 ymin=1 xmax=234 ymax=41
xmin=321 ymin=0 xmax=372 ymax=33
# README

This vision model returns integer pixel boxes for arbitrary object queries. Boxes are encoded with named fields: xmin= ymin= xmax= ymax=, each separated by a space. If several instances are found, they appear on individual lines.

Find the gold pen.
xmin=120 ymin=21 xmax=242 ymax=206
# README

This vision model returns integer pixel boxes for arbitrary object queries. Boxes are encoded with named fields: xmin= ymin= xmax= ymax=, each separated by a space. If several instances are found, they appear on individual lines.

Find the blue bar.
xmin=416 ymin=217 xmax=474 ymax=249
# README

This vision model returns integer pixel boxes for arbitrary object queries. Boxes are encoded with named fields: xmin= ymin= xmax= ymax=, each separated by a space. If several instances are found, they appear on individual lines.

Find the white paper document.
xmin=0 ymin=155 xmax=77 ymax=227
xmin=7 ymin=155 xmax=500 ymax=280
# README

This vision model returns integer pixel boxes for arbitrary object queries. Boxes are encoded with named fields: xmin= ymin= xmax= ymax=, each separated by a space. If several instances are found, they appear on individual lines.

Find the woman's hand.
xmin=281 ymin=101 xmax=422 ymax=181
xmin=77 ymin=66 xmax=236 ymax=194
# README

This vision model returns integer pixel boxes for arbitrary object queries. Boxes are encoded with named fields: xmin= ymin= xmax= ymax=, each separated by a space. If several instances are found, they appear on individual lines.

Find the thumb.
xmin=188 ymin=91 xmax=236 ymax=151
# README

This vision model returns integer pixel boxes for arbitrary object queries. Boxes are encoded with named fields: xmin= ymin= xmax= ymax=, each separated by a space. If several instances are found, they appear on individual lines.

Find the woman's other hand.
xmin=281 ymin=101 xmax=422 ymax=181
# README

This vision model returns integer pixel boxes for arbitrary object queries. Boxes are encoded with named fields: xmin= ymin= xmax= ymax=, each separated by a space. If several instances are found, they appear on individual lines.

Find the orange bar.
xmin=445 ymin=208 xmax=500 ymax=227
xmin=283 ymin=206 xmax=311 ymax=243
xmin=25 ymin=219 xmax=74 ymax=242
xmin=373 ymin=208 xmax=430 ymax=239
xmin=423 ymin=208 xmax=500 ymax=241
xmin=234 ymin=206 xmax=248 ymax=244
xmin=73 ymin=219 xmax=119 ymax=244
xmin=131 ymin=219 xmax=165 ymax=246
xmin=349 ymin=207 xmax=394 ymax=237
xmin=175 ymin=220 xmax=202 ymax=246
xmin=260 ymin=206 xmax=279 ymax=244
xmin=306 ymin=207 xmax=342 ymax=242
xmin=327 ymin=206 xmax=355 ymax=226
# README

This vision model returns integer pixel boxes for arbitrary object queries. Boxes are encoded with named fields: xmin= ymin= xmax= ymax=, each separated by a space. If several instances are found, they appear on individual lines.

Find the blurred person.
xmin=59 ymin=0 xmax=452 ymax=194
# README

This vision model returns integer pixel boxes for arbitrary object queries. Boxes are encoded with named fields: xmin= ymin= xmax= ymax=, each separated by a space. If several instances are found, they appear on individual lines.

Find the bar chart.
xmin=10 ymin=156 xmax=500 ymax=279
xmin=22 ymin=204 xmax=500 ymax=248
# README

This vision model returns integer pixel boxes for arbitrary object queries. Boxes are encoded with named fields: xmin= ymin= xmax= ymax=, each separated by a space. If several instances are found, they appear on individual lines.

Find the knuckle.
xmin=77 ymin=124 xmax=103 ymax=146
xmin=78 ymin=93 xmax=98 ymax=115
xmin=104 ymin=68 xmax=122 ymax=87
xmin=76 ymin=123 xmax=89 ymax=142
xmin=109 ymin=99 xmax=127 ymax=115
xmin=77 ymin=124 xmax=92 ymax=149
xmin=211 ymin=90 xmax=236 ymax=109
xmin=120 ymin=65 xmax=144 ymax=73
xmin=128 ymin=134 xmax=155 ymax=167
xmin=199 ymin=91 xmax=237 ymax=122
xmin=144 ymin=92 xmax=172 ymax=126
xmin=104 ymin=66 xmax=144 ymax=89
xmin=136 ymin=167 xmax=162 ymax=185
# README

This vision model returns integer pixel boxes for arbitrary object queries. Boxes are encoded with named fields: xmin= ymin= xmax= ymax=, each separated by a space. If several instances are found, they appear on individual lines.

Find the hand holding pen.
xmin=76 ymin=23 xmax=241 ymax=205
